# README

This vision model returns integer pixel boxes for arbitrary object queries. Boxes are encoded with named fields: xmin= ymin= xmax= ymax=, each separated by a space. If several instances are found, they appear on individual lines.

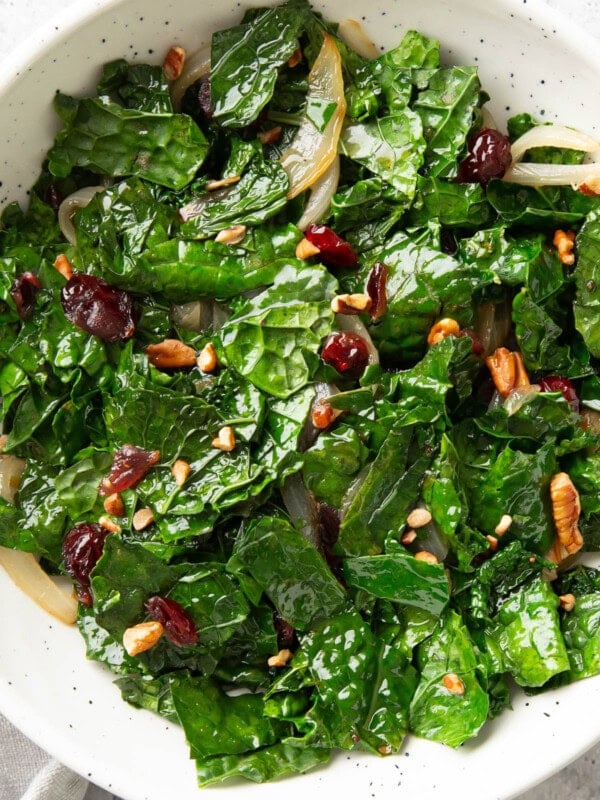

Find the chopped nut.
xmin=146 ymin=339 xmax=196 ymax=369
xmin=549 ymin=472 xmax=583 ymax=561
xmin=485 ymin=534 xmax=499 ymax=551
xmin=53 ymin=253 xmax=74 ymax=280
xmin=103 ymin=493 xmax=125 ymax=517
xmin=377 ymin=744 xmax=392 ymax=755
xmin=427 ymin=318 xmax=460 ymax=346
xmin=267 ymin=648 xmax=294 ymax=668
xmin=257 ymin=126 xmax=282 ymax=145
xmin=206 ymin=175 xmax=240 ymax=191
xmin=401 ymin=529 xmax=417 ymax=545
xmin=529 ymin=556 xmax=537 ymax=564
xmin=132 ymin=507 xmax=155 ymax=531
xmin=196 ymin=342 xmax=218 ymax=373
xmin=494 ymin=514 xmax=513 ymax=536
xmin=295 ymin=237 xmax=321 ymax=260
xmin=406 ymin=508 xmax=432 ymax=529
xmin=287 ymin=47 xmax=303 ymax=68
xmin=414 ymin=550 xmax=438 ymax=565
xmin=0 ymin=434 xmax=8 ymax=452
xmin=559 ymin=593 xmax=576 ymax=612
xmin=513 ymin=351 xmax=530 ymax=389
xmin=215 ymin=224 xmax=247 ymax=245
xmin=442 ymin=673 xmax=465 ymax=695
xmin=578 ymin=178 xmax=600 ymax=196
xmin=123 ymin=620 xmax=164 ymax=656
xmin=311 ymin=401 xmax=342 ymax=430
xmin=212 ymin=426 xmax=236 ymax=452
xmin=485 ymin=347 xmax=530 ymax=397
xmin=163 ymin=45 xmax=186 ymax=80
xmin=553 ymin=229 xmax=576 ymax=266
xmin=330 ymin=293 xmax=373 ymax=315
xmin=98 ymin=515 xmax=121 ymax=533
xmin=171 ymin=459 xmax=191 ymax=487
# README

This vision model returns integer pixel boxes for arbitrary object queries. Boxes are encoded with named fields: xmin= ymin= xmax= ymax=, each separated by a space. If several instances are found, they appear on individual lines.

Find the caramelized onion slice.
xmin=58 ymin=186 xmax=106 ymax=245
xmin=280 ymin=34 xmax=346 ymax=199
xmin=296 ymin=156 xmax=340 ymax=231
xmin=502 ymin=161 xmax=600 ymax=188
xmin=510 ymin=124 xmax=599 ymax=163
xmin=337 ymin=19 xmax=379 ymax=59
xmin=0 ymin=548 xmax=78 ymax=625
xmin=170 ymin=45 xmax=210 ymax=111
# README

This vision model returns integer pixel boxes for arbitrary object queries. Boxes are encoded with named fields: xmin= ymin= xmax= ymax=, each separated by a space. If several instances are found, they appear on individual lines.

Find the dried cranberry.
xmin=458 ymin=328 xmax=484 ymax=356
xmin=99 ymin=444 xmax=160 ymax=496
xmin=62 ymin=523 xmax=110 ymax=606
xmin=538 ymin=375 xmax=579 ymax=412
xmin=317 ymin=502 xmax=343 ymax=579
xmin=10 ymin=271 xmax=41 ymax=319
xmin=61 ymin=273 xmax=135 ymax=342
xmin=457 ymin=128 xmax=512 ymax=185
xmin=43 ymin=184 xmax=63 ymax=215
xmin=198 ymin=77 xmax=212 ymax=120
xmin=305 ymin=224 xmax=358 ymax=268
xmin=145 ymin=595 xmax=198 ymax=646
xmin=440 ymin=229 xmax=458 ymax=255
xmin=365 ymin=262 xmax=388 ymax=320
xmin=273 ymin=613 xmax=296 ymax=650
xmin=321 ymin=331 xmax=370 ymax=379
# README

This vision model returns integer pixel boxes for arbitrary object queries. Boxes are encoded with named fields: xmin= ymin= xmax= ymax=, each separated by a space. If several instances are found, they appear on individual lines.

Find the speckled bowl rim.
xmin=0 ymin=1 xmax=599 ymax=799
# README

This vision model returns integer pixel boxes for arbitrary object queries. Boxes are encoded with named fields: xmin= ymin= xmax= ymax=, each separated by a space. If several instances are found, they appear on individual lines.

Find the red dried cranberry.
xmin=10 ymin=271 xmax=41 ymax=319
xmin=305 ymin=224 xmax=358 ymax=268
xmin=273 ymin=613 xmax=296 ymax=650
xmin=145 ymin=595 xmax=198 ymax=646
xmin=458 ymin=328 xmax=484 ymax=356
xmin=99 ymin=444 xmax=160 ymax=496
xmin=321 ymin=331 xmax=370 ymax=379
xmin=62 ymin=523 xmax=110 ymax=606
xmin=61 ymin=273 xmax=135 ymax=342
xmin=198 ymin=77 xmax=212 ymax=120
xmin=538 ymin=375 xmax=579 ymax=412
xmin=457 ymin=128 xmax=512 ymax=185
xmin=365 ymin=262 xmax=388 ymax=320
xmin=43 ymin=184 xmax=63 ymax=215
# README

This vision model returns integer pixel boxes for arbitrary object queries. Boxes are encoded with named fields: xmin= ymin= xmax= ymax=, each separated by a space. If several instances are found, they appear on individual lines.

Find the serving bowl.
xmin=0 ymin=1 xmax=599 ymax=799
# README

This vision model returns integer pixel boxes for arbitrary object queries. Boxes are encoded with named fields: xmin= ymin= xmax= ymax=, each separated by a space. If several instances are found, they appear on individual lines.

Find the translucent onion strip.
xmin=280 ymin=473 xmax=319 ymax=547
xmin=280 ymin=34 xmax=346 ymax=199
xmin=510 ymin=124 xmax=600 ymax=163
xmin=502 ymin=161 xmax=600 ymax=188
xmin=58 ymin=185 xmax=105 ymax=245
xmin=296 ymin=156 xmax=340 ymax=231
xmin=0 ymin=453 xmax=77 ymax=625
xmin=170 ymin=46 xmax=210 ymax=111
xmin=337 ymin=19 xmax=380 ymax=59
xmin=0 ymin=548 xmax=78 ymax=625
xmin=171 ymin=300 xmax=214 ymax=332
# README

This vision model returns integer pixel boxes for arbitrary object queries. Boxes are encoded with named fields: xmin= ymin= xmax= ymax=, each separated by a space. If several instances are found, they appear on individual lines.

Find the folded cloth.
xmin=0 ymin=714 xmax=118 ymax=800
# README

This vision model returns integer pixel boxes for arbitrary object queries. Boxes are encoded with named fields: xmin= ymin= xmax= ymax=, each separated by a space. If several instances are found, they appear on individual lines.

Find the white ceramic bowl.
xmin=1 ymin=2 xmax=599 ymax=799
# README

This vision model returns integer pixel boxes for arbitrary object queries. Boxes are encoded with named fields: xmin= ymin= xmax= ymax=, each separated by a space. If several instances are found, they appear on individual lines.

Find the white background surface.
xmin=0 ymin=1 xmax=599 ymax=799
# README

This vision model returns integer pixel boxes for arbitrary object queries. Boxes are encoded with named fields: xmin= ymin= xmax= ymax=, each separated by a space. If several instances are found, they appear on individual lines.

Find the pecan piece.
xmin=163 ymin=45 xmax=186 ymax=81
xmin=146 ymin=339 xmax=196 ymax=369
xmin=485 ymin=347 xmax=530 ymax=397
xmin=53 ymin=253 xmax=74 ymax=280
xmin=123 ymin=620 xmax=164 ymax=656
xmin=427 ymin=318 xmax=460 ymax=346
xmin=549 ymin=472 xmax=583 ymax=562
xmin=552 ymin=229 xmax=576 ymax=266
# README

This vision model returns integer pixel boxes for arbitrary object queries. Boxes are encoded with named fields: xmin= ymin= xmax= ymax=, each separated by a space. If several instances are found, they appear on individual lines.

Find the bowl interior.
xmin=0 ymin=2 xmax=599 ymax=800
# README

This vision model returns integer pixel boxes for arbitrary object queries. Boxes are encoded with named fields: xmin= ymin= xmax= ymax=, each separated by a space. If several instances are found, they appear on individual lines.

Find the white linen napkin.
xmin=0 ymin=714 xmax=117 ymax=800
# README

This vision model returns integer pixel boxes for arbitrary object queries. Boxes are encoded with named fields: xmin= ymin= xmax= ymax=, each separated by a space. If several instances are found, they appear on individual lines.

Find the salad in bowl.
xmin=0 ymin=0 xmax=599 ymax=792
